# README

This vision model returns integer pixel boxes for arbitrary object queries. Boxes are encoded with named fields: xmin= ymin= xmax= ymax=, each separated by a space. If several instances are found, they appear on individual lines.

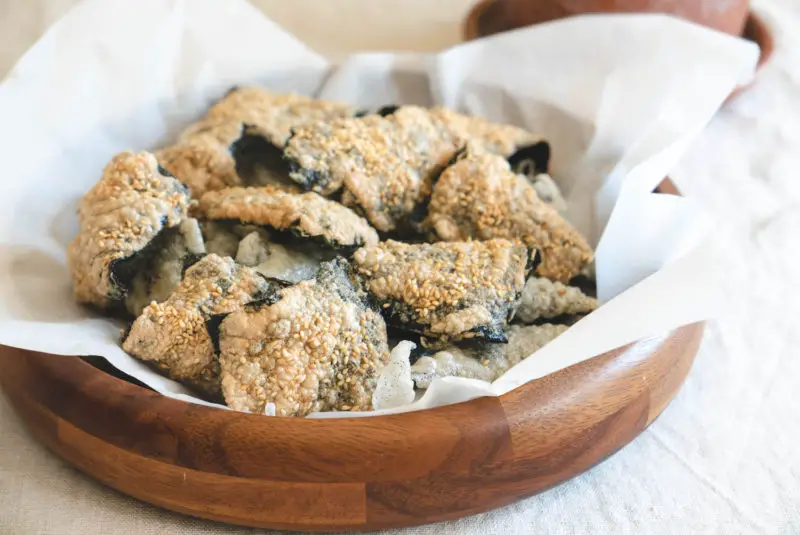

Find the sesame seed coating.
xmin=284 ymin=106 xmax=539 ymax=233
xmin=410 ymin=323 xmax=568 ymax=388
xmin=155 ymin=119 xmax=244 ymax=198
xmin=426 ymin=147 xmax=592 ymax=282
xmin=67 ymin=151 xmax=191 ymax=310
xmin=219 ymin=259 xmax=390 ymax=417
xmin=122 ymin=254 xmax=275 ymax=398
xmin=197 ymin=186 xmax=379 ymax=250
xmin=352 ymin=239 xmax=530 ymax=343
xmin=516 ymin=276 xmax=597 ymax=324
xmin=157 ymin=87 xmax=356 ymax=198
xmin=206 ymin=87 xmax=357 ymax=147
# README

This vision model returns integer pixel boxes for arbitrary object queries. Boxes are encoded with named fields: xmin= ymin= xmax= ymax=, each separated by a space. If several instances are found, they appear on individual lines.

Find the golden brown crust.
xmin=157 ymin=88 xmax=355 ymax=199
xmin=122 ymin=254 xmax=274 ymax=398
xmin=352 ymin=239 xmax=530 ymax=343
xmin=206 ymin=87 xmax=357 ymax=147
xmin=426 ymin=148 xmax=592 ymax=282
xmin=219 ymin=260 xmax=389 ymax=416
xmin=284 ymin=106 xmax=540 ymax=233
xmin=285 ymin=108 xmax=453 ymax=232
xmin=67 ymin=151 xmax=191 ymax=310
xmin=428 ymin=106 xmax=539 ymax=156
xmin=197 ymin=186 xmax=379 ymax=249
xmin=155 ymin=119 xmax=244 ymax=198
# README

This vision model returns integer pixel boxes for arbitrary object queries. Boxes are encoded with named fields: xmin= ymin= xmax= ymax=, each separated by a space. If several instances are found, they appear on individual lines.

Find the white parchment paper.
xmin=0 ymin=0 xmax=758 ymax=416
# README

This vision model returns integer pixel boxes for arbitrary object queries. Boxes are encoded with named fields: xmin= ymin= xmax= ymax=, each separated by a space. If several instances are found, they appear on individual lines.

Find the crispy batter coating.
xmin=197 ymin=186 xmax=379 ymax=250
xmin=122 ymin=255 xmax=275 ymax=398
xmin=219 ymin=260 xmax=390 ymax=416
xmin=410 ymin=323 xmax=568 ymax=388
xmin=157 ymin=88 xmax=355 ymax=198
xmin=67 ymin=151 xmax=191 ymax=311
xmin=516 ymin=277 xmax=597 ymax=324
xmin=426 ymin=147 xmax=592 ymax=282
xmin=284 ymin=106 xmax=539 ymax=233
xmin=206 ymin=87 xmax=357 ymax=147
xmin=155 ymin=119 xmax=244 ymax=198
xmin=352 ymin=239 xmax=531 ymax=343
xmin=429 ymin=107 xmax=539 ymax=156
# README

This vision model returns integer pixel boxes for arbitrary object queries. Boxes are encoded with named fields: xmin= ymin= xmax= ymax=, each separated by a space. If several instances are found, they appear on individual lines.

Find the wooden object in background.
xmin=500 ymin=0 xmax=750 ymax=36
xmin=463 ymin=1 xmax=773 ymax=104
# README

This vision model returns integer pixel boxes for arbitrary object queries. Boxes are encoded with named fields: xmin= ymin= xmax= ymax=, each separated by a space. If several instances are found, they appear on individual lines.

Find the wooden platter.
xmin=0 ymin=177 xmax=704 ymax=531
xmin=0 ymin=327 xmax=704 ymax=531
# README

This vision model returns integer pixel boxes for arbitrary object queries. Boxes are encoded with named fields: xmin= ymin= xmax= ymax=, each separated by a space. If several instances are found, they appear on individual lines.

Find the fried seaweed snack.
xmin=426 ymin=148 xmax=592 ymax=282
xmin=205 ymin=87 xmax=358 ymax=147
xmin=284 ymin=106 xmax=540 ymax=233
xmin=516 ymin=277 xmax=597 ymax=324
xmin=156 ymin=119 xmax=250 ymax=198
xmin=410 ymin=323 xmax=568 ymax=387
xmin=197 ymin=186 xmax=379 ymax=252
xmin=157 ymin=88 xmax=356 ymax=197
xmin=352 ymin=239 xmax=531 ymax=344
xmin=122 ymin=254 xmax=276 ymax=398
xmin=219 ymin=259 xmax=390 ymax=416
xmin=67 ymin=151 xmax=195 ymax=314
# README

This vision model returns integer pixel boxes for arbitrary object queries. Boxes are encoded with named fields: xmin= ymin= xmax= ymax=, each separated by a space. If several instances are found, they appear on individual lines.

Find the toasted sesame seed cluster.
xmin=68 ymin=90 xmax=597 ymax=416
xmin=219 ymin=260 xmax=389 ymax=416
xmin=284 ymin=106 xmax=540 ymax=233
xmin=157 ymin=87 xmax=357 ymax=198
xmin=67 ymin=151 xmax=191 ymax=311
xmin=197 ymin=185 xmax=379 ymax=251
xmin=426 ymin=146 xmax=592 ymax=282
xmin=121 ymin=254 xmax=276 ymax=397
xmin=352 ymin=239 xmax=532 ymax=344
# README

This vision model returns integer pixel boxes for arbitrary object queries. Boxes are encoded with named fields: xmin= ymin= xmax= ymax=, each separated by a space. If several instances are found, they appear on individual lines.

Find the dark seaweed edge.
xmin=108 ymin=216 xmax=171 ymax=300
xmin=229 ymin=124 xmax=297 ymax=189
xmin=283 ymin=128 xmax=338 ymax=193
xmin=407 ymin=145 xmax=470 ymax=234
xmin=205 ymin=314 xmax=227 ymax=356
xmin=507 ymin=141 xmax=551 ymax=176
xmin=568 ymin=273 xmax=597 ymax=299
xmin=204 ymin=216 xmax=367 ymax=259
xmin=377 ymin=105 xmax=400 ymax=117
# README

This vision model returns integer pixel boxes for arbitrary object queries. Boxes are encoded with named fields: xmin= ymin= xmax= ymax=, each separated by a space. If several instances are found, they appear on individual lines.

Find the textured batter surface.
xmin=122 ymin=255 xmax=275 ymax=398
xmin=197 ymin=185 xmax=379 ymax=250
xmin=516 ymin=276 xmax=597 ymax=324
xmin=426 ymin=147 xmax=592 ymax=282
xmin=155 ymin=119 xmax=245 ymax=198
xmin=219 ymin=259 xmax=390 ymax=416
xmin=205 ymin=86 xmax=357 ymax=146
xmin=410 ymin=323 xmax=568 ymax=387
xmin=157 ymin=88 xmax=355 ymax=198
xmin=67 ymin=151 xmax=191 ymax=311
xmin=352 ymin=239 xmax=530 ymax=343
xmin=284 ymin=106 xmax=538 ymax=232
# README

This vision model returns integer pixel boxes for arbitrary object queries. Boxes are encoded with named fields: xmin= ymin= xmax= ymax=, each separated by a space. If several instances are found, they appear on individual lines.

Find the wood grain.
xmin=0 ymin=321 xmax=703 ymax=531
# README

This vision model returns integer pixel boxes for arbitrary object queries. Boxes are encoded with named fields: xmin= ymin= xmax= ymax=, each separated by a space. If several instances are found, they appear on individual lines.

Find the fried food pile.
xmin=68 ymin=87 xmax=597 ymax=417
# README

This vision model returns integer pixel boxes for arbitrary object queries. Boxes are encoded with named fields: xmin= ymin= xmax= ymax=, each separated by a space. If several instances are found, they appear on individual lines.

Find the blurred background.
xmin=0 ymin=0 xmax=477 ymax=76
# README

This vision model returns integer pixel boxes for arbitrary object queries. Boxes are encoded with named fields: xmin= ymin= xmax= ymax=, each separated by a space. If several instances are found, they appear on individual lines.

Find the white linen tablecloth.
xmin=1 ymin=0 xmax=799 ymax=533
